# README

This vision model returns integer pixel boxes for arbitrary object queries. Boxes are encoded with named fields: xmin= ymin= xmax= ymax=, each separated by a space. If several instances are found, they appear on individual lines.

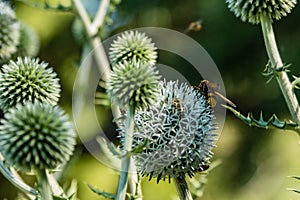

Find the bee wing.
xmin=214 ymin=91 xmax=236 ymax=107
xmin=207 ymin=82 xmax=220 ymax=91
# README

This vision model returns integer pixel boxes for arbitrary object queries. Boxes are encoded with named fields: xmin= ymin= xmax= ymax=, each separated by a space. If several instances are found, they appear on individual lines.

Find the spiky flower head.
xmin=226 ymin=0 xmax=297 ymax=24
xmin=107 ymin=61 xmax=161 ymax=109
xmin=0 ymin=1 xmax=20 ymax=61
xmin=13 ymin=22 xmax=39 ymax=58
xmin=0 ymin=57 xmax=61 ymax=112
xmin=0 ymin=102 xmax=76 ymax=171
xmin=109 ymin=31 xmax=158 ymax=65
xmin=118 ymin=80 xmax=218 ymax=183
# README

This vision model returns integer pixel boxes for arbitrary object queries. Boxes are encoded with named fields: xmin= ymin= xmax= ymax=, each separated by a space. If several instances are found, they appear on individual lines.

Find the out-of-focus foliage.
xmin=0 ymin=0 xmax=299 ymax=199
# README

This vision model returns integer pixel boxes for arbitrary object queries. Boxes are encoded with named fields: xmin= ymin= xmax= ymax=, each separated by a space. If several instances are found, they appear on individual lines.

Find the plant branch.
xmin=72 ymin=0 xmax=111 ymax=81
xmin=91 ymin=0 xmax=110 ymax=34
xmin=174 ymin=176 xmax=193 ymax=200
xmin=116 ymin=105 xmax=135 ymax=200
xmin=72 ymin=1 xmax=139 ymax=198
xmin=260 ymin=14 xmax=300 ymax=134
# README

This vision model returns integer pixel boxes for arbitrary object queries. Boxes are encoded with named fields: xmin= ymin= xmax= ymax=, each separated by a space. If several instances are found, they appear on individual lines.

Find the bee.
xmin=172 ymin=98 xmax=185 ymax=117
xmin=193 ymin=80 xmax=236 ymax=108
xmin=197 ymin=164 xmax=210 ymax=172
xmin=184 ymin=19 xmax=203 ymax=34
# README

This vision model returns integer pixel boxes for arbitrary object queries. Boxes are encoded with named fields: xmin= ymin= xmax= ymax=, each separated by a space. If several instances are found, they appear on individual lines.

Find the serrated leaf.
xmin=126 ymin=193 xmax=142 ymax=200
xmin=262 ymin=61 xmax=274 ymax=84
xmin=262 ymin=61 xmax=291 ymax=84
xmin=241 ymin=113 xmax=252 ymax=124
xmin=225 ymin=105 xmax=299 ymax=131
xmin=287 ymin=175 xmax=300 ymax=195
xmin=62 ymin=180 xmax=77 ymax=200
xmin=289 ymin=175 xmax=300 ymax=180
xmin=189 ymin=160 xmax=221 ymax=199
xmin=53 ymin=196 xmax=68 ymax=200
xmin=95 ymin=137 xmax=121 ymax=169
xmin=287 ymin=188 xmax=300 ymax=194
xmin=87 ymin=184 xmax=115 ymax=199
xmin=276 ymin=63 xmax=291 ymax=72
xmin=128 ymin=138 xmax=149 ymax=155
xmin=270 ymin=114 xmax=286 ymax=128
xmin=96 ymin=137 xmax=122 ymax=157
xmin=292 ymin=75 xmax=300 ymax=89
xmin=253 ymin=112 xmax=268 ymax=128
xmin=52 ymin=193 xmax=76 ymax=200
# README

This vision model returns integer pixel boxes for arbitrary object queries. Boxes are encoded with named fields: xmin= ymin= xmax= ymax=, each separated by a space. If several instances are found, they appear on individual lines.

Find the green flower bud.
xmin=0 ymin=57 xmax=61 ymax=112
xmin=0 ymin=1 xmax=20 ymax=61
xmin=226 ymin=0 xmax=297 ymax=24
xmin=109 ymin=31 xmax=158 ymax=65
xmin=0 ymin=102 xmax=76 ymax=171
xmin=71 ymin=18 xmax=88 ymax=45
xmin=118 ymin=80 xmax=218 ymax=183
xmin=106 ymin=61 xmax=161 ymax=109
xmin=14 ymin=22 xmax=40 ymax=57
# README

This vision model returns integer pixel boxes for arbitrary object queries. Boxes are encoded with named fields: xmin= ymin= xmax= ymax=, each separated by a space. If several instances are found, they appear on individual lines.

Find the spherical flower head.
xmin=13 ymin=22 xmax=40 ymax=58
xmin=0 ymin=1 xmax=20 ymax=60
xmin=226 ymin=0 xmax=297 ymax=24
xmin=0 ymin=57 xmax=61 ymax=112
xmin=118 ymin=80 xmax=218 ymax=183
xmin=0 ymin=102 xmax=76 ymax=172
xmin=109 ymin=31 xmax=158 ymax=65
xmin=106 ymin=61 xmax=161 ymax=109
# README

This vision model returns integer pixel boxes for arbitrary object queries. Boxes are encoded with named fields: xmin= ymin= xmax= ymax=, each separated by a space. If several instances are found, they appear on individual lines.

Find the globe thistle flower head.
xmin=118 ymin=80 xmax=218 ymax=183
xmin=106 ymin=61 xmax=161 ymax=109
xmin=0 ymin=57 xmax=61 ymax=112
xmin=0 ymin=1 xmax=20 ymax=60
xmin=226 ymin=0 xmax=297 ymax=24
xmin=13 ymin=22 xmax=40 ymax=57
xmin=0 ymin=102 xmax=76 ymax=172
xmin=109 ymin=31 xmax=158 ymax=65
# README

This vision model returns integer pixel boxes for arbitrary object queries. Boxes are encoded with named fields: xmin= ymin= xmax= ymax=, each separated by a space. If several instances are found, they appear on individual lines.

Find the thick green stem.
xmin=116 ymin=105 xmax=135 ymax=200
xmin=174 ymin=177 xmax=193 ymax=200
xmin=36 ymin=169 xmax=52 ymax=200
xmin=260 ymin=15 xmax=300 ymax=133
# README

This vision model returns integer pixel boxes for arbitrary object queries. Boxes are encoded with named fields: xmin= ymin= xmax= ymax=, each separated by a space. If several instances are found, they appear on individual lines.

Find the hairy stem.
xmin=36 ymin=169 xmax=52 ymax=200
xmin=116 ymin=105 xmax=135 ymax=200
xmin=174 ymin=176 xmax=193 ymax=200
xmin=260 ymin=15 xmax=300 ymax=133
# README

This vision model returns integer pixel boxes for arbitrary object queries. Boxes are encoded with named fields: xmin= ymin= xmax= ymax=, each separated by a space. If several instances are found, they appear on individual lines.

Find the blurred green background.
xmin=1 ymin=0 xmax=300 ymax=199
